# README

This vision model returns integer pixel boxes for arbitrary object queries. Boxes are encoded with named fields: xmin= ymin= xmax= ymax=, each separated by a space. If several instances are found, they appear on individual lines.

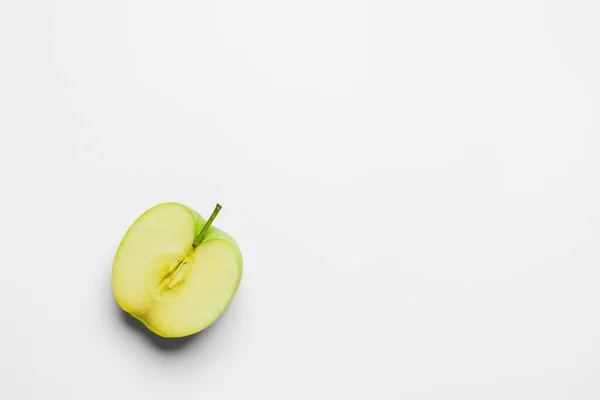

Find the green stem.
xmin=193 ymin=203 xmax=222 ymax=247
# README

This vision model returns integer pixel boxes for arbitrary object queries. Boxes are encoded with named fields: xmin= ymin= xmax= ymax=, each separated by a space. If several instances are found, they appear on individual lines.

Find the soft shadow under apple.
xmin=118 ymin=308 xmax=202 ymax=351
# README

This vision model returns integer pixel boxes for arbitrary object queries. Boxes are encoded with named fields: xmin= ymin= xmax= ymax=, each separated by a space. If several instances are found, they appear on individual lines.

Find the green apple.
xmin=112 ymin=202 xmax=242 ymax=338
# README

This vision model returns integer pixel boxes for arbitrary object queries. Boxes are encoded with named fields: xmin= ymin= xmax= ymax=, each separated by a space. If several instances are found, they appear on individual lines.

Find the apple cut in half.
xmin=112 ymin=202 xmax=242 ymax=338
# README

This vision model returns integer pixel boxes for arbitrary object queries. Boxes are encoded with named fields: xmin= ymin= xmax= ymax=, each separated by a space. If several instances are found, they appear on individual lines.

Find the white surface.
xmin=1 ymin=1 xmax=600 ymax=398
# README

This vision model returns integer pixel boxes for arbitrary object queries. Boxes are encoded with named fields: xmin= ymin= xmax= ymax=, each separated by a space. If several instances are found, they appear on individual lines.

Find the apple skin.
xmin=112 ymin=202 xmax=243 ymax=338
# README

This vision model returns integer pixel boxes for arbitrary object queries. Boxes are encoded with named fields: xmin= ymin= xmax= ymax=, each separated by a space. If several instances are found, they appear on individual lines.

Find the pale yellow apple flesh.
xmin=112 ymin=202 xmax=242 ymax=338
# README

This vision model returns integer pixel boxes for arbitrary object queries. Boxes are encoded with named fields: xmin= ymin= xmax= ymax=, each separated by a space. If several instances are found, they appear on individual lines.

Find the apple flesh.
xmin=112 ymin=202 xmax=242 ymax=338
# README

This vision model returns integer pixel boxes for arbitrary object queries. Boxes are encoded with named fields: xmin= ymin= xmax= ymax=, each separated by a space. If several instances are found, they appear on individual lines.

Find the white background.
xmin=1 ymin=0 xmax=600 ymax=398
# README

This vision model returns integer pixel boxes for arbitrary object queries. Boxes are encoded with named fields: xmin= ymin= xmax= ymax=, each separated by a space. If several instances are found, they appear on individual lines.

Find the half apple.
xmin=112 ymin=202 xmax=242 ymax=338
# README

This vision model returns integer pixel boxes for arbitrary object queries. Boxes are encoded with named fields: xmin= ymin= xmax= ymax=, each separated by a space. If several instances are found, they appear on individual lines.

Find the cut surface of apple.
xmin=112 ymin=202 xmax=242 ymax=338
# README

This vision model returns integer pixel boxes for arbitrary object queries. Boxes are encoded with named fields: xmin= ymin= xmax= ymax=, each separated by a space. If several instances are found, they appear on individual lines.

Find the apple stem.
xmin=193 ymin=203 xmax=222 ymax=247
